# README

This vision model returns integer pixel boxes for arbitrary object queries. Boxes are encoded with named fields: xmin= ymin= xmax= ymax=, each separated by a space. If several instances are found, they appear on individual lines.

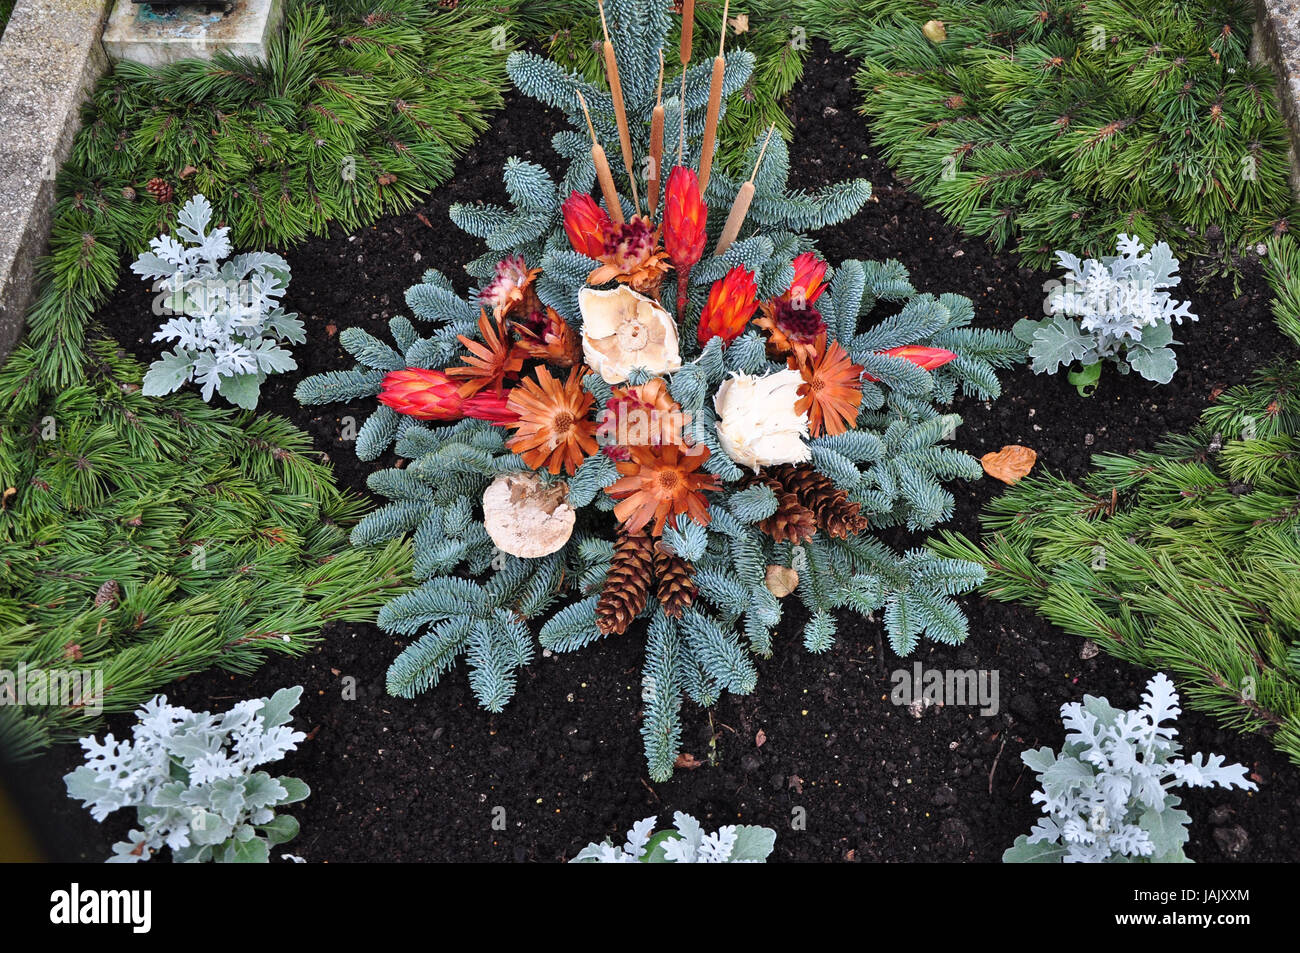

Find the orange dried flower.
xmin=447 ymin=309 xmax=525 ymax=398
xmin=598 ymin=377 xmax=690 ymax=457
xmin=505 ymin=365 xmax=599 ymax=475
xmin=791 ymin=334 xmax=864 ymax=437
xmin=605 ymin=442 xmax=720 ymax=536
xmin=696 ymin=265 xmax=758 ymax=347
xmin=511 ymin=306 xmax=582 ymax=367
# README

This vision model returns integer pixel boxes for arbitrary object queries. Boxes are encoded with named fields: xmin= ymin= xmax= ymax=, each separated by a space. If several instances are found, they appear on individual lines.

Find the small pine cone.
xmin=654 ymin=548 xmax=696 ymax=618
xmin=145 ymin=177 xmax=174 ymax=204
xmin=94 ymin=579 xmax=121 ymax=608
xmin=596 ymin=532 xmax=655 ymax=635
xmin=121 ymin=186 xmax=136 ymax=202
xmin=767 ymin=463 xmax=867 ymax=538
xmin=758 ymin=490 xmax=817 ymax=545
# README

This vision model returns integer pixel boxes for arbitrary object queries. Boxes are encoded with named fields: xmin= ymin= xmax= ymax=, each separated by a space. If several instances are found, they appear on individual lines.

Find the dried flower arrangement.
xmin=297 ymin=0 xmax=1026 ymax=779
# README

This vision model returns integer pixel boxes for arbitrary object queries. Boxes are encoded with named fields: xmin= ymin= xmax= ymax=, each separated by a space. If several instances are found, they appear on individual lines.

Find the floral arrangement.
xmin=1013 ymin=234 xmax=1197 ymax=394
xmin=297 ymin=0 xmax=1025 ymax=779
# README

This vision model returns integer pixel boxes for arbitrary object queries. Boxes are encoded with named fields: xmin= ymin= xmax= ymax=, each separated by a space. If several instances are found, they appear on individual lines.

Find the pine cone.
xmin=758 ymin=490 xmax=818 ymax=544
xmin=767 ymin=463 xmax=868 ymax=538
xmin=654 ymin=548 xmax=696 ymax=618
xmin=94 ymin=579 xmax=121 ymax=608
xmin=145 ymin=178 xmax=174 ymax=204
xmin=597 ymin=532 xmax=655 ymax=635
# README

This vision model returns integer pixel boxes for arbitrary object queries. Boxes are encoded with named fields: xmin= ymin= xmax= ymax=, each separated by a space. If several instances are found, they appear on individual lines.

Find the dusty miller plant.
xmin=571 ymin=811 xmax=776 ymax=863
xmin=64 ymin=687 xmax=310 ymax=863
xmin=1004 ymin=673 xmax=1255 ymax=863
xmin=1014 ymin=234 xmax=1197 ymax=393
xmin=134 ymin=194 xmax=305 ymax=409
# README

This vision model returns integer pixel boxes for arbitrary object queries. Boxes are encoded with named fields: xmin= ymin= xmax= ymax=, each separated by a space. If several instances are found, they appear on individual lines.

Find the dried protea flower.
xmin=696 ymin=265 xmax=758 ymax=347
xmin=713 ymin=369 xmax=811 ymax=472
xmin=787 ymin=252 xmax=829 ymax=308
xmin=862 ymin=345 xmax=958 ymax=382
xmin=662 ymin=166 xmax=708 ymax=315
xmin=511 ymin=306 xmax=582 ymax=367
xmin=378 ymin=368 xmax=465 ymax=420
xmin=589 ymin=215 xmax=672 ymax=297
xmin=579 ymin=285 xmax=683 ymax=384
xmin=755 ymin=252 xmax=829 ymax=358
xmin=562 ymin=190 xmax=613 ymax=259
xmin=481 ymin=254 xmax=542 ymax=320
xmin=378 ymin=368 xmax=519 ymax=424
xmin=598 ymin=377 xmax=689 ymax=453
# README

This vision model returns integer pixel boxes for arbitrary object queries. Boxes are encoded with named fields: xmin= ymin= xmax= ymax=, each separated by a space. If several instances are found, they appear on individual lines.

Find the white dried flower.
xmin=579 ymin=286 xmax=682 ymax=384
xmin=482 ymin=472 xmax=576 ymax=558
xmin=713 ymin=369 xmax=811 ymax=472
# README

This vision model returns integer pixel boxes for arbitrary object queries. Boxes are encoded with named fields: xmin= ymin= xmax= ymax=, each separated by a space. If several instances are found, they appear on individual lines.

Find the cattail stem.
xmin=714 ymin=125 xmax=775 ymax=256
xmin=680 ymin=0 xmax=695 ymax=65
xmin=599 ymin=1 xmax=639 ymax=213
xmin=648 ymin=53 xmax=665 ymax=216
xmin=698 ymin=1 xmax=728 ymax=195
xmin=577 ymin=91 xmax=624 ymax=225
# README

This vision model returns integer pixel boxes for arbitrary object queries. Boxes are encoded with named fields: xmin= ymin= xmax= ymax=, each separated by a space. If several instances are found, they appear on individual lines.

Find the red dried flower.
xmin=862 ymin=345 xmax=958 ymax=381
xmin=562 ymin=191 xmax=613 ymax=259
xmin=788 ymin=252 xmax=828 ymax=307
xmin=663 ymin=166 xmax=708 ymax=315
xmin=378 ymin=368 xmax=465 ymax=420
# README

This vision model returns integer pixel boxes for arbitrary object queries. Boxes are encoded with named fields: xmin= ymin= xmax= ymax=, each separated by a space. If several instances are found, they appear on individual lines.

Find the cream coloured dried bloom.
xmin=482 ymin=472 xmax=575 ymax=558
xmin=579 ymin=286 xmax=682 ymax=384
xmin=713 ymin=369 xmax=811 ymax=472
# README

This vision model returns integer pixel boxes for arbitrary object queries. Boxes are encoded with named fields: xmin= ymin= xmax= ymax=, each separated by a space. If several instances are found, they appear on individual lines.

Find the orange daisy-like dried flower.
xmin=605 ymin=442 xmax=720 ymax=536
xmin=447 ymin=309 xmax=525 ymax=398
xmin=589 ymin=215 xmax=673 ymax=298
xmin=511 ymin=306 xmax=582 ymax=367
xmin=505 ymin=365 xmax=599 ymax=475
xmin=791 ymin=333 xmax=864 ymax=437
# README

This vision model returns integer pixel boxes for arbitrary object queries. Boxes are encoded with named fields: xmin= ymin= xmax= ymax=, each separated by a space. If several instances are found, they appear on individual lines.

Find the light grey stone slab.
xmin=103 ymin=0 xmax=283 ymax=67
xmin=1255 ymin=0 xmax=1300 ymax=201
xmin=0 ymin=0 xmax=111 ymax=364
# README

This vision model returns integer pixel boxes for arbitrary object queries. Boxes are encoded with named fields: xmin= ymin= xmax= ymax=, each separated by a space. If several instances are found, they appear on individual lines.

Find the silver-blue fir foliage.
xmin=64 ymin=687 xmax=310 ymax=863
xmin=571 ymin=811 xmax=776 ymax=863
xmin=296 ymin=0 xmax=1027 ymax=780
xmin=1004 ymin=673 xmax=1255 ymax=863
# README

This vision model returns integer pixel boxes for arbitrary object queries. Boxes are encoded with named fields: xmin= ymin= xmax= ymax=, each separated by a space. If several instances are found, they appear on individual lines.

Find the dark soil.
xmin=16 ymin=43 xmax=1299 ymax=863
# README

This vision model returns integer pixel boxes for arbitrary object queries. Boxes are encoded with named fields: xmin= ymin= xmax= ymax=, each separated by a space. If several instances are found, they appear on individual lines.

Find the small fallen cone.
xmin=981 ymin=445 xmax=1037 ymax=484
